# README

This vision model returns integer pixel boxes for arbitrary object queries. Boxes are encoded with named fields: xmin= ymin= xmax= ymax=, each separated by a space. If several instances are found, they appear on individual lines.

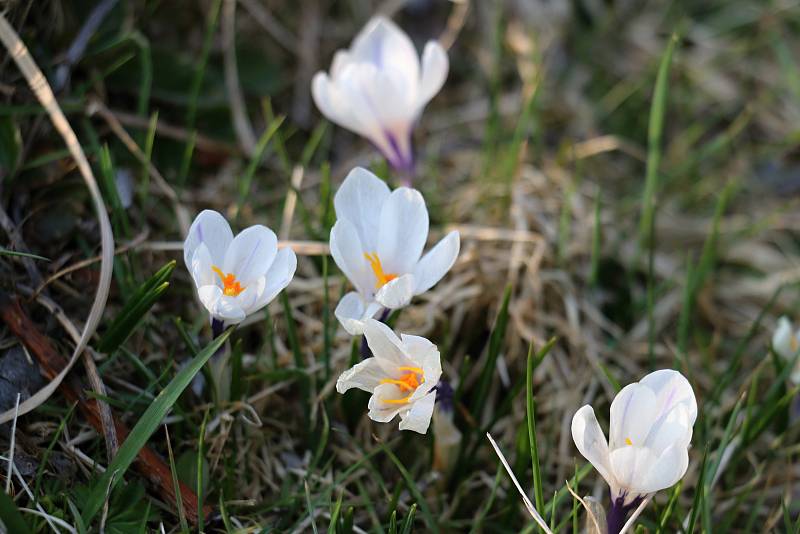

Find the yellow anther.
xmin=211 ymin=266 xmax=245 ymax=297
xmin=625 ymin=437 xmax=633 ymax=446
xmin=364 ymin=252 xmax=398 ymax=289
xmin=379 ymin=366 xmax=425 ymax=405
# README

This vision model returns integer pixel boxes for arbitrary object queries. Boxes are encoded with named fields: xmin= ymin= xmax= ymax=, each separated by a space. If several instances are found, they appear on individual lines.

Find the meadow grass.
xmin=0 ymin=1 xmax=799 ymax=532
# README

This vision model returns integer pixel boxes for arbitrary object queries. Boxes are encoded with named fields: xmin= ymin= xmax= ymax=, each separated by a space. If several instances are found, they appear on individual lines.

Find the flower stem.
xmin=606 ymin=495 xmax=642 ymax=534
xmin=211 ymin=318 xmax=225 ymax=339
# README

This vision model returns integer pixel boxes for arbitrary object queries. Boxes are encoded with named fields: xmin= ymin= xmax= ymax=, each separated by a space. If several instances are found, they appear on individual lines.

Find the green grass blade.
xmin=0 ymin=247 xmax=49 ymax=261
xmin=0 ymin=488 xmax=31 ymax=534
xmin=382 ymin=446 xmax=439 ymax=534
xmin=639 ymin=33 xmax=679 ymax=246
xmin=527 ymin=339 xmax=556 ymax=521
xmin=165 ymin=425 xmax=189 ymax=532
xmin=471 ymin=285 xmax=512 ymax=417
xmin=400 ymin=503 xmax=417 ymax=534
xmin=81 ymin=328 xmax=232 ymax=525
xmin=236 ymin=114 xmax=285 ymax=217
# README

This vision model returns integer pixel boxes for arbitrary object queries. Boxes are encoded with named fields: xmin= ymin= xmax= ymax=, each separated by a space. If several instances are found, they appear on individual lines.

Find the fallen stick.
xmin=0 ymin=292 xmax=212 ymax=525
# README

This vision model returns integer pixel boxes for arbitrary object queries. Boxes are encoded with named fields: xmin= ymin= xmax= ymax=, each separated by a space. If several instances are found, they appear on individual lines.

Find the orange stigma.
xmin=380 ymin=366 xmax=424 ymax=405
xmin=211 ymin=266 xmax=245 ymax=297
xmin=364 ymin=252 xmax=398 ymax=289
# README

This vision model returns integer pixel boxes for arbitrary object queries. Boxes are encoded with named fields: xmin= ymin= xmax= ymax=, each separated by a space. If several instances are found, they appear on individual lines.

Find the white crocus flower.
xmin=336 ymin=319 xmax=442 ymax=433
xmin=183 ymin=210 xmax=297 ymax=327
xmin=329 ymin=167 xmax=460 ymax=335
xmin=311 ymin=16 xmax=448 ymax=175
xmin=772 ymin=316 xmax=800 ymax=384
xmin=571 ymin=369 xmax=697 ymax=518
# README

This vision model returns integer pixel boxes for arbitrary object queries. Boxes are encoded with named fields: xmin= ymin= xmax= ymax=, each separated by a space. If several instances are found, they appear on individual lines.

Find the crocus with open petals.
xmin=772 ymin=316 xmax=800 ymax=384
xmin=571 ymin=369 xmax=697 ymax=533
xmin=183 ymin=210 xmax=297 ymax=327
xmin=311 ymin=16 xmax=448 ymax=175
xmin=336 ymin=319 xmax=442 ymax=433
xmin=330 ymin=167 xmax=459 ymax=335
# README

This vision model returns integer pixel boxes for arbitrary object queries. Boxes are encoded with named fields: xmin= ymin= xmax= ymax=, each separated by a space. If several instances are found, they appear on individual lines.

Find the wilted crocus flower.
xmin=772 ymin=316 xmax=800 ymax=384
xmin=330 ymin=167 xmax=459 ymax=335
xmin=183 ymin=210 xmax=297 ymax=328
xmin=571 ymin=369 xmax=697 ymax=534
xmin=311 ymin=16 xmax=448 ymax=177
xmin=336 ymin=319 xmax=442 ymax=433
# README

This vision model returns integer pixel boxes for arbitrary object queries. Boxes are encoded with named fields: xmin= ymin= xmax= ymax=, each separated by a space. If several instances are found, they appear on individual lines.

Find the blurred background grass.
xmin=1 ymin=0 xmax=800 ymax=532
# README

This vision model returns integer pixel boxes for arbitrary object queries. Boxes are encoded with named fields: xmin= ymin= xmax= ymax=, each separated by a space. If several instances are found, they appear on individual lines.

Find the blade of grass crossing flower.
xmin=97 ymin=261 xmax=176 ymax=353
xmin=165 ymin=425 xmax=189 ymax=532
xmin=81 ymin=328 xmax=232 ymax=525
xmin=638 ymin=33 xmax=678 ymax=247
xmin=0 ymin=488 xmax=31 ymax=534
xmin=471 ymin=285 xmax=512 ymax=417
xmin=382 ymin=446 xmax=439 ymax=533
xmin=527 ymin=339 xmax=556 ymax=522
xmin=485 ymin=433 xmax=552 ymax=534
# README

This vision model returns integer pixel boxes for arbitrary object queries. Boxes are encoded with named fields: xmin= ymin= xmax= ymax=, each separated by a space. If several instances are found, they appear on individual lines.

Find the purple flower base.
xmin=380 ymin=130 xmax=415 ymax=185
xmin=607 ymin=494 xmax=643 ymax=534
xmin=359 ymin=308 xmax=392 ymax=360
xmin=212 ymin=318 xmax=225 ymax=339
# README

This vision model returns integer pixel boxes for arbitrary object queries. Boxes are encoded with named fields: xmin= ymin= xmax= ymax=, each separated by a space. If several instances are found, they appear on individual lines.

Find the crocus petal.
xmin=639 ymin=369 xmax=698 ymax=426
xmin=190 ymin=243 xmax=216 ymax=288
xmin=336 ymin=357 xmax=387 ymax=394
xmin=197 ymin=285 xmax=247 ymax=324
xmin=609 ymin=446 xmax=659 ymax=501
xmin=311 ymin=73 xmax=358 ymax=132
xmin=571 ymin=405 xmax=615 ymax=490
xmin=334 ymin=167 xmax=391 ymax=252
xmin=222 ymin=225 xmax=278 ymax=286
xmin=627 ymin=443 xmax=689 ymax=496
xmin=330 ymin=219 xmax=374 ymax=295
xmin=418 ymin=41 xmax=448 ymax=108
xmin=251 ymin=247 xmax=297 ymax=311
xmin=609 ymin=383 xmax=658 ymax=449
xmin=398 ymin=389 xmax=436 ymax=433
xmin=334 ymin=291 xmax=382 ymax=335
xmin=184 ymin=210 xmax=233 ymax=268
xmin=362 ymin=318 xmax=415 ymax=375
xmin=350 ymin=16 xmax=420 ymax=85
xmin=375 ymin=274 xmax=415 ymax=309
xmin=643 ymin=404 xmax=693 ymax=455
xmin=412 ymin=230 xmax=460 ymax=295
xmin=773 ymin=316 xmax=796 ymax=360
xmin=233 ymin=277 xmax=264 ymax=315
xmin=367 ymin=383 xmax=408 ymax=422
xmin=377 ymin=187 xmax=429 ymax=275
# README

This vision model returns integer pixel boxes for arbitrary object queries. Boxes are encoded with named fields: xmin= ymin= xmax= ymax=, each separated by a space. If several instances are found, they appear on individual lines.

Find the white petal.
xmin=232 ymin=277 xmax=265 ymax=315
xmin=412 ymin=231 xmax=460 ymax=295
xmin=377 ymin=187 xmax=429 ymax=275
xmin=334 ymin=292 xmax=382 ymax=335
xmin=184 ymin=210 xmax=233 ymax=268
xmin=330 ymin=219 xmax=374 ymax=296
xmin=312 ymin=72 xmax=364 ymax=135
xmin=367 ymin=383 xmax=407 ymax=422
xmin=198 ymin=285 xmax=247 ymax=324
xmin=399 ymin=390 xmax=436 ymax=433
xmin=251 ymin=247 xmax=297 ymax=311
xmin=336 ymin=357 xmax=386 ymax=394
xmin=571 ymin=405 xmax=615 ymax=491
xmin=222 ymin=225 xmax=278 ymax=286
xmin=362 ymin=319 xmax=415 ymax=375
xmin=639 ymin=369 xmax=697 ymax=427
xmin=334 ymin=167 xmax=391 ymax=252
xmin=609 ymin=445 xmax=659 ymax=499
xmin=418 ymin=41 xmax=448 ymax=108
xmin=374 ymin=274 xmax=415 ymax=309
xmin=621 ymin=443 xmax=688 ymax=496
xmin=190 ymin=243 xmax=215 ymax=288
xmin=773 ymin=316 xmax=796 ymax=360
xmin=644 ymin=404 xmax=693 ymax=455
xmin=609 ymin=383 xmax=658 ymax=449
xmin=350 ymin=16 xmax=420 ymax=84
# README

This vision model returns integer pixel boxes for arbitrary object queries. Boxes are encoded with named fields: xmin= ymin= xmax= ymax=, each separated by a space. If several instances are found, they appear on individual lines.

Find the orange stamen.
xmin=363 ymin=252 xmax=398 ymax=289
xmin=211 ymin=266 xmax=245 ymax=297
xmin=379 ymin=367 xmax=424 ymax=405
